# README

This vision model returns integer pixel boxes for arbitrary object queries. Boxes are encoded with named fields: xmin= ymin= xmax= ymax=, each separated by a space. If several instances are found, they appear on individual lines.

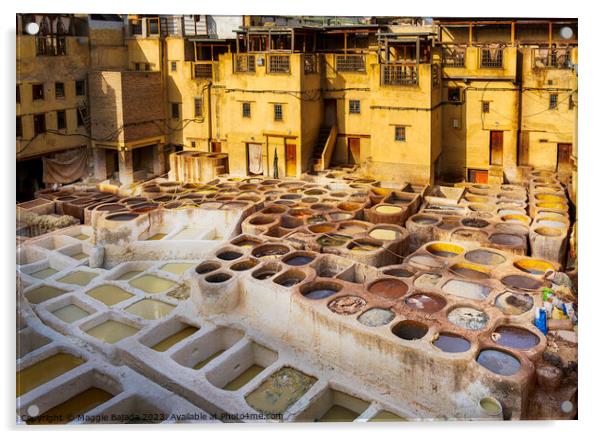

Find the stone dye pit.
xmin=16 ymin=172 xmax=577 ymax=423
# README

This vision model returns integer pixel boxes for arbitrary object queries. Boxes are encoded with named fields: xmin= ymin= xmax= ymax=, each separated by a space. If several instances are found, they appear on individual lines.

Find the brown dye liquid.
xmin=151 ymin=326 xmax=198 ymax=352
xmin=52 ymin=304 xmax=90 ymax=323
xmin=490 ymin=233 xmax=523 ymax=246
xmin=451 ymin=266 xmax=490 ymax=280
xmin=369 ymin=279 xmax=408 ymax=300
xmin=124 ymin=299 xmax=175 ymax=320
xmin=193 ymin=350 xmax=225 ymax=370
xmin=405 ymin=293 xmax=446 ymax=313
xmin=433 ymin=334 xmax=471 ymax=353
xmin=245 ymin=367 xmax=317 ymax=415
xmin=26 ymin=286 xmax=67 ymax=304
xmin=502 ymin=275 xmax=542 ymax=291
xmin=369 ymin=411 xmax=405 ymax=422
xmin=86 ymin=320 xmax=139 ymax=344
xmin=383 ymin=268 xmax=414 ymax=278
xmin=217 ymin=251 xmax=243 ymax=261
xmin=30 ymin=267 xmax=58 ymax=279
xmin=477 ymin=349 xmax=521 ymax=376
xmin=26 ymin=387 xmax=114 ymax=424
xmin=58 ymin=271 xmax=98 ymax=286
xmin=392 ymin=321 xmax=428 ymax=341
xmin=494 ymin=326 xmax=540 ymax=350
xmin=317 ymin=235 xmax=348 ymax=247
xmin=319 ymin=405 xmax=359 ymax=422
xmin=87 ymin=285 xmax=134 ymax=306
xmin=129 ymin=275 xmax=176 ymax=294
xmin=161 ymin=263 xmax=194 ymax=275
xmin=464 ymin=249 xmax=506 ymax=266
xmin=223 ymin=364 xmax=264 ymax=391
xmin=17 ymin=353 xmax=85 ymax=396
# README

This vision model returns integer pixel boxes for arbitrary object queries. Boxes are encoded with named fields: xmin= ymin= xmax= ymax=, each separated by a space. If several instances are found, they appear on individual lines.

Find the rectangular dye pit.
xmin=26 ymin=387 xmax=115 ymax=424
xmin=368 ymin=410 xmax=406 ymax=422
xmin=297 ymin=389 xmax=369 ymax=422
xmin=160 ymin=263 xmax=195 ymax=276
xmin=52 ymin=304 xmax=91 ymax=324
xmin=129 ymin=275 xmax=176 ymax=295
xmin=117 ymin=271 xmax=143 ymax=281
xmin=170 ymin=228 xmax=201 ymax=240
xmin=85 ymin=320 xmax=139 ymax=344
xmin=29 ymin=267 xmax=59 ymax=280
xmin=145 ymin=233 xmax=167 ymax=241
xmin=86 ymin=284 xmax=135 ymax=307
xmin=25 ymin=285 xmax=67 ymax=305
xmin=150 ymin=326 xmax=199 ymax=352
xmin=17 ymin=328 xmax=51 ymax=359
xmin=205 ymin=341 xmax=277 ymax=391
xmin=94 ymin=395 xmax=166 ymax=424
xmin=245 ymin=367 xmax=317 ymax=415
xmin=58 ymin=271 xmax=99 ymax=287
xmin=17 ymin=353 xmax=85 ymax=397
xmin=172 ymin=327 xmax=244 ymax=370
xmin=124 ymin=299 xmax=176 ymax=320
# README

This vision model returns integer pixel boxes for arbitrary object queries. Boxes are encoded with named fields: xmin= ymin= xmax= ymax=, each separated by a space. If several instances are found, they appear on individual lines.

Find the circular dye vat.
xmin=437 ymin=218 xmax=461 ymax=230
xmin=249 ymin=215 xmax=276 ymax=226
xmin=317 ymin=234 xmax=350 ymax=247
xmin=451 ymin=229 xmax=489 ymax=242
xmin=407 ymin=255 xmax=445 ymax=271
xmin=232 ymin=238 xmax=261 ymax=248
xmin=493 ymin=326 xmax=540 ymax=350
xmin=480 ymin=397 xmax=503 ymax=417
xmin=535 ymin=193 xmax=565 ymax=203
xmin=329 ymin=212 xmax=354 ymax=221
xmin=253 ymin=268 xmax=280 ymax=280
xmin=494 ymin=223 xmax=529 ymax=236
xmin=357 ymin=308 xmax=396 ymax=327
xmin=534 ymin=227 xmax=563 ymax=237
xmin=449 ymin=263 xmax=491 ymax=280
xmin=105 ymin=213 xmax=139 ymax=221
xmin=494 ymin=291 xmax=534 ymax=316
xmin=375 ymin=205 xmax=402 ymax=215
xmin=339 ymin=223 xmax=368 ymax=234
xmin=404 ymin=293 xmax=446 ymax=313
xmin=230 ymin=259 xmax=259 ymax=272
xmin=433 ymin=333 xmax=471 ymax=353
xmin=502 ymin=214 xmax=531 ymax=225
xmin=382 ymin=267 xmax=414 ymax=278
xmin=274 ymin=271 xmax=306 ymax=287
xmin=308 ymin=223 xmax=336 ymax=234
xmin=489 ymin=233 xmax=523 ymax=246
xmin=301 ymin=282 xmax=342 ymax=300
xmin=307 ymin=215 xmax=327 ymax=224
xmin=328 ymin=295 xmax=367 ymax=315
xmin=369 ymin=228 xmax=400 ymax=241
xmin=338 ymin=202 xmax=361 ymax=212
xmin=426 ymin=243 xmax=464 ymax=258
xmin=252 ymin=245 xmax=290 ymax=259
xmin=448 ymin=307 xmax=489 ymax=331
xmin=513 ymin=259 xmax=554 ymax=275
xmin=348 ymin=241 xmax=381 ymax=253
xmin=414 ymin=273 xmax=442 ymax=289
xmin=476 ymin=349 xmax=521 ymax=376
xmin=368 ymin=279 xmax=409 ymax=300
xmin=205 ymin=272 xmax=231 ymax=283
xmin=461 ymin=218 xmax=489 ymax=228
xmin=410 ymin=214 xmax=439 ymax=225
xmin=391 ymin=320 xmax=429 ymax=341
xmin=195 ymin=262 xmax=221 ymax=274
xmin=501 ymin=275 xmax=542 ymax=291
xmin=217 ymin=250 xmax=243 ymax=261
xmin=283 ymin=254 xmax=315 ymax=266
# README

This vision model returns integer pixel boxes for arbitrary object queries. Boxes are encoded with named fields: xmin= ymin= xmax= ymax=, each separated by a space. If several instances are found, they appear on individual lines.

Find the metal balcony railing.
xmin=235 ymin=54 xmax=256 ymax=73
xmin=335 ymin=54 xmax=366 ymax=72
xmin=268 ymin=55 xmax=290 ymax=73
xmin=480 ymin=48 xmax=504 ymax=68
xmin=442 ymin=46 xmax=466 ymax=67
xmin=36 ymin=36 xmax=67 ymax=56
xmin=193 ymin=62 xmax=214 ymax=80
xmin=381 ymin=64 xmax=418 ymax=86
xmin=533 ymin=48 xmax=572 ymax=69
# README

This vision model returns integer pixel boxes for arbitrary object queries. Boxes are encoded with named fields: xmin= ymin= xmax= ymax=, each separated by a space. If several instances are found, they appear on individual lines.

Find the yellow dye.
xmin=161 ymin=263 xmax=195 ymax=276
xmin=223 ymin=364 xmax=264 ymax=391
xmin=73 ymin=234 xmax=90 ymax=241
xmin=86 ymin=285 xmax=134 ymax=306
xmin=17 ymin=353 xmax=85 ymax=397
xmin=26 ymin=285 xmax=67 ymax=304
xmin=52 ymin=304 xmax=90 ymax=323
xmin=86 ymin=320 xmax=139 ymax=344
xmin=319 ymin=405 xmax=359 ymax=422
xmin=129 ymin=275 xmax=176 ymax=294
xmin=151 ymin=326 xmax=198 ymax=352
xmin=146 ymin=233 xmax=167 ymax=241
xmin=26 ymin=387 xmax=114 ymax=424
xmin=193 ymin=350 xmax=225 ymax=370
xmin=124 ymin=299 xmax=175 ymax=320
xmin=30 ymin=267 xmax=58 ymax=279
xmin=375 ymin=205 xmax=402 ymax=214
xmin=117 ymin=270 xmax=142 ymax=280
xmin=368 ymin=229 xmax=399 ymax=241
xmin=58 ymin=271 xmax=98 ymax=286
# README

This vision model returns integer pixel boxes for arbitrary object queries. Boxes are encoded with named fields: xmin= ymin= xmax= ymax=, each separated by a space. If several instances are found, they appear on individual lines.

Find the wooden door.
xmin=210 ymin=141 xmax=221 ymax=153
xmin=285 ymin=143 xmax=296 ymax=177
xmin=324 ymin=99 xmax=337 ymax=127
xmin=348 ymin=137 xmax=361 ymax=164
xmin=489 ymin=130 xmax=503 ymax=166
xmin=557 ymin=143 xmax=572 ymax=173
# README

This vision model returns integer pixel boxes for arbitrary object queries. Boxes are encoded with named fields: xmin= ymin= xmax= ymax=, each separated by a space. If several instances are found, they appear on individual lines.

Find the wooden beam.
xmin=469 ymin=22 xmax=473 ymax=46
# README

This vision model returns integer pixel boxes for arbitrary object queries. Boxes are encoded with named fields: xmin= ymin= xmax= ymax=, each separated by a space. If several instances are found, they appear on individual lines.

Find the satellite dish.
xmin=560 ymin=26 xmax=574 ymax=40
xmin=25 ymin=22 xmax=40 ymax=35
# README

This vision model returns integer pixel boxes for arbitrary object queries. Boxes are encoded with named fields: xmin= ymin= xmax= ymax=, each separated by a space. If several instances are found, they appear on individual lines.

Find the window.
xmin=448 ymin=87 xmax=460 ymax=102
xmin=171 ymin=103 xmax=180 ymax=119
xmin=55 ymin=82 xmax=65 ymax=99
xmin=274 ymin=104 xmax=283 ymax=121
xmin=16 ymin=85 xmax=20 ymax=103
xmin=549 ymin=93 xmax=558 ymax=110
xmin=191 ymin=141 xmax=196 ymax=148
xmin=32 ymin=83 xmax=44 ymax=100
xmin=394 ymin=126 xmax=406 ymax=142
xmin=194 ymin=98 xmax=203 ymax=117
xmin=482 ymin=101 xmax=490 ymax=113
xmin=144 ymin=63 xmax=151 ymax=71
xmin=569 ymin=94 xmax=575 ymax=110
xmin=77 ymin=110 xmax=84 ymax=127
xmin=242 ymin=102 xmax=251 ymax=118
xmin=33 ymin=114 xmax=46 ymax=136
xmin=75 ymin=80 xmax=85 ymax=96
xmin=134 ymin=63 xmax=141 ymax=71
xmin=171 ymin=61 xmax=177 ymax=72
xmin=349 ymin=100 xmax=360 ymax=114
xmin=57 ymin=110 xmax=67 ymax=130
xmin=16 ymin=116 xmax=22 ymax=138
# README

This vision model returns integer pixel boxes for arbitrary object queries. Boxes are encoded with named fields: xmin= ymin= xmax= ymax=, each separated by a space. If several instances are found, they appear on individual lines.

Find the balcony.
xmin=268 ymin=55 xmax=290 ymax=73
xmin=442 ymin=46 xmax=466 ymax=68
xmin=235 ymin=54 xmax=256 ymax=73
xmin=304 ymin=54 xmax=318 ymax=74
xmin=35 ymin=36 xmax=67 ymax=56
xmin=532 ymin=48 xmax=572 ymax=69
xmin=381 ymin=64 xmax=418 ymax=86
xmin=480 ymin=48 xmax=504 ymax=69
xmin=192 ymin=62 xmax=214 ymax=80
xmin=335 ymin=54 xmax=366 ymax=73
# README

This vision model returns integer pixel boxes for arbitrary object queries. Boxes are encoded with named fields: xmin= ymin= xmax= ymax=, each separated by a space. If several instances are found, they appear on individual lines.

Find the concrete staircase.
xmin=310 ymin=126 xmax=334 ymax=172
